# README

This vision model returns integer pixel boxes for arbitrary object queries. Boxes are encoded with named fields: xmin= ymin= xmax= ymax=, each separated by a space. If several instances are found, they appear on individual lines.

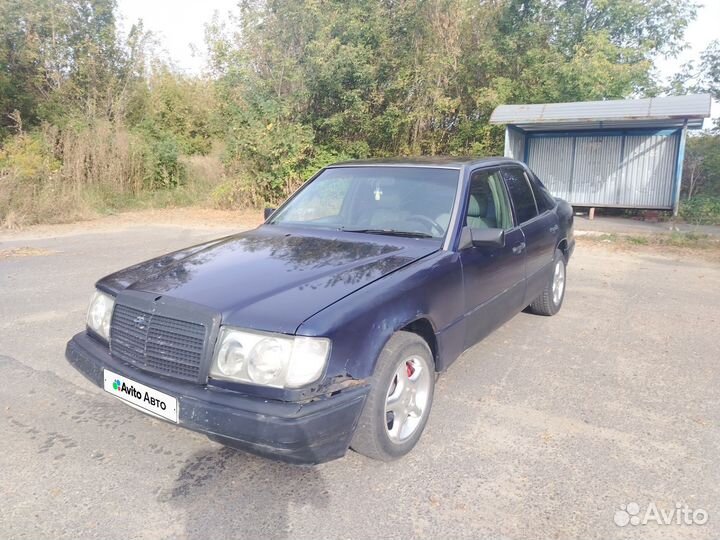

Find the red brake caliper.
xmin=406 ymin=361 xmax=415 ymax=378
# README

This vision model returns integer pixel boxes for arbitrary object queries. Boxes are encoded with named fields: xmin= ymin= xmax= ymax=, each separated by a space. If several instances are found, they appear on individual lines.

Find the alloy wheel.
xmin=384 ymin=355 xmax=432 ymax=443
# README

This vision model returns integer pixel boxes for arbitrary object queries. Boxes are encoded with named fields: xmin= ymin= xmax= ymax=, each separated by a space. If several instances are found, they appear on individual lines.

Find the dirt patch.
xmin=0 ymin=207 xmax=264 ymax=242
xmin=0 ymin=247 xmax=55 ymax=260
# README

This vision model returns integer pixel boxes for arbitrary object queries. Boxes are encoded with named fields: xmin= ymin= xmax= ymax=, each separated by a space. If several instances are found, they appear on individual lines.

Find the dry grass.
xmin=0 ymin=124 xmax=229 ymax=228
xmin=48 ymin=122 xmax=146 ymax=194
xmin=0 ymin=207 xmax=263 ymax=242
xmin=0 ymin=246 xmax=55 ymax=259
xmin=577 ymin=232 xmax=720 ymax=262
xmin=0 ymin=122 xmax=145 ymax=227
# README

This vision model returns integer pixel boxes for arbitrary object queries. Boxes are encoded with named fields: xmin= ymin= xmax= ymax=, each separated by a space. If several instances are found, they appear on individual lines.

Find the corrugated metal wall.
xmin=526 ymin=137 xmax=573 ymax=200
xmin=524 ymin=131 xmax=680 ymax=209
xmin=619 ymin=134 xmax=679 ymax=208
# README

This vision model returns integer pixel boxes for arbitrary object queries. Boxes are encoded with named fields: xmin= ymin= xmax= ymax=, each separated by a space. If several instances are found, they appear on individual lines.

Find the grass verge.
xmin=578 ymin=232 xmax=720 ymax=261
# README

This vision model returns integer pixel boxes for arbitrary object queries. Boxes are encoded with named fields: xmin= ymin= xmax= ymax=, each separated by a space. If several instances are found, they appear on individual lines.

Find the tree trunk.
xmin=688 ymin=168 xmax=695 ymax=200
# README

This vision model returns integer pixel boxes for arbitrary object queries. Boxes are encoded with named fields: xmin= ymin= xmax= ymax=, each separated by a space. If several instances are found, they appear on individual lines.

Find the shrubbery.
xmin=0 ymin=119 xmax=204 ymax=224
xmin=679 ymin=197 xmax=720 ymax=225
xmin=0 ymin=0 xmax=221 ymax=226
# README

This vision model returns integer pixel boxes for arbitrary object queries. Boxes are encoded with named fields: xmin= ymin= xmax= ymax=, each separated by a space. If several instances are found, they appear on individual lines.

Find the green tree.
xmin=130 ymin=68 xmax=216 ymax=155
xmin=683 ymin=134 xmax=720 ymax=199
xmin=668 ymin=39 xmax=720 ymax=130
xmin=206 ymin=0 xmax=697 ymax=204
xmin=0 ymin=0 xmax=128 ymax=135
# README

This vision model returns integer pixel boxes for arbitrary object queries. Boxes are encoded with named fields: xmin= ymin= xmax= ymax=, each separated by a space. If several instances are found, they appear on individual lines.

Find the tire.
xmin=528 ymin=248 xmax=566 ymax=316
xmin=350 ymin=331 xmax=435 ymax=461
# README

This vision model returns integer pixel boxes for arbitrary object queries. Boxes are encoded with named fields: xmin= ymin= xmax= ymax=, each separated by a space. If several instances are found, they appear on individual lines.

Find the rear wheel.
xmin=529 ymin=248 xmax=566 ymax=316
xmin=351 ymin=331 xmax=435 ymax=461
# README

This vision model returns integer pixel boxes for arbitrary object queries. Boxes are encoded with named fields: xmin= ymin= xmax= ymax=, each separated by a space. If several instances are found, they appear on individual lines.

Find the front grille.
xmin=110 ymin=304 xmax=206 ymax=381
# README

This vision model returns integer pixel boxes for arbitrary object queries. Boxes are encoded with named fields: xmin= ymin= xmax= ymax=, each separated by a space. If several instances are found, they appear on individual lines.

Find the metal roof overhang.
xmin=490 ymin=94 xmax=711 ymax=131
xmin=503 ymin=118 xmax=705 ymax=131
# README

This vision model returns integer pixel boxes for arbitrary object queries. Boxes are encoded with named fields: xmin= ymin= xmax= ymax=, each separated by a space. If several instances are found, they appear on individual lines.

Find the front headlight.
xmin=86 ymin=290 xmax=115 ymax=341
xmin=210 ymin=327 xmax=330 ymax=388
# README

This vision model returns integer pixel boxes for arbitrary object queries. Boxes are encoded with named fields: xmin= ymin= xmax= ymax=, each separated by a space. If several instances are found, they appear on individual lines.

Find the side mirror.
xmin=470 ymin=227 xmax=505 ymax=248
xmin=264 ymin=207 xmax=276 ymax=220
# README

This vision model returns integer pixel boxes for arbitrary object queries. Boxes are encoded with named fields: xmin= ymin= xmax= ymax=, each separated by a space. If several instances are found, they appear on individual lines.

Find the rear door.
xmin=501 ymin=166 xmax=557 ymax=304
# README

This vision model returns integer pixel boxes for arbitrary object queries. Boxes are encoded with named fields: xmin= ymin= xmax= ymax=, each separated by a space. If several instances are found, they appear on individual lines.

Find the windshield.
xmin=269 ymin=166 xmax=460 ymax=239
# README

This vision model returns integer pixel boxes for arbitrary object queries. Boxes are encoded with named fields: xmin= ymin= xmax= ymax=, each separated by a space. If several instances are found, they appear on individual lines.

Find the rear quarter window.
xmin=528 ymin=174 xmax=556 ymax=213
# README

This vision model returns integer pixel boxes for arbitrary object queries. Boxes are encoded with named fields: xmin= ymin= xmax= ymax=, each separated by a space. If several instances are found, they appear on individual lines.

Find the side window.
xmin=465 ymin=169 xmax=513 ymax=230
xmin=503 ymin=167 xmax=538 ymax=224
xmin=527 ymin=172 xmax=556 ymax=213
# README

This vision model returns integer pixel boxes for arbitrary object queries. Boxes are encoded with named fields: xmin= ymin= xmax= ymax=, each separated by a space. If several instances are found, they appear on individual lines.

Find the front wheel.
xmin=528 ymin=248 xmax=566 ymax=316
xmin=351 ymin=331 xmax=435 ymax=461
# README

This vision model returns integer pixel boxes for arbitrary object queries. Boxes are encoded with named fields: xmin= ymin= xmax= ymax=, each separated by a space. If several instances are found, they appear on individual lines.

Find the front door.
xmin=460 ymin=167 xmax=526 ymax=348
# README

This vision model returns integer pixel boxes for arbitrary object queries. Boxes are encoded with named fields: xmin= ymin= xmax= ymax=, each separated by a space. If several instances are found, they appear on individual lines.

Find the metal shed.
xmin=490 ymin=94 xmax=711 ymax=214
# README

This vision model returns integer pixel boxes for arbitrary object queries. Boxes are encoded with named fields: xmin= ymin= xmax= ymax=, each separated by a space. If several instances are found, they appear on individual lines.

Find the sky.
xmin=116 ymin=0 xmax=719 ymax=125
xmin=116 ymin=0 xmax=238 ymax=75
xmin=653 ymin=0 xmax=720 ymax=125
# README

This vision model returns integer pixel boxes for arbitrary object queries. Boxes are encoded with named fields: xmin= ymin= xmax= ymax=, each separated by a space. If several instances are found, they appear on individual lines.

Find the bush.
xmin=0 ymin=121 xmax=198 ymax=226
xmin=679 ymin=196 xmax=720 ymax=225
xmin=0 ymin=132 xmax=61 ymax=225
xmin=0 ymin=131 xmax=60 ymax=181
xmin=216 ymin=110 xmax=354 ymax=208
xmin=0 ymin=123 xmax=147 ymax=225
xmin=143 ymin=136 xmax=185 ymax=189
xmin=129 ymin=71 xmax=216 ymax=157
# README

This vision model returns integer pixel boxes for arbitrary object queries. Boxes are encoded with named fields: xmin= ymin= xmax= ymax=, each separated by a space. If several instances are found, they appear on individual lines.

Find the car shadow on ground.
xmin=158 ymin=445 xmax=329 ymax=539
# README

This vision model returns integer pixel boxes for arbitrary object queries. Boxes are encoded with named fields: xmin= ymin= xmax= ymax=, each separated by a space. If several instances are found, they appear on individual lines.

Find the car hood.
xmin=98 ymin=226 xmax=438 ymax=334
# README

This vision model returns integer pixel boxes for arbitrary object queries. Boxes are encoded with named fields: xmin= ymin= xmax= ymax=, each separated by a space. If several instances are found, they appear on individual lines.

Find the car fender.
xmin=296 ymin=250 xmax=465 ymax=382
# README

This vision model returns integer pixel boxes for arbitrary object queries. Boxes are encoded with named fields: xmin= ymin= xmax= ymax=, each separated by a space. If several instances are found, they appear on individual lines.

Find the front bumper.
xmin=65 ymin=332 xmax=368 ymax=464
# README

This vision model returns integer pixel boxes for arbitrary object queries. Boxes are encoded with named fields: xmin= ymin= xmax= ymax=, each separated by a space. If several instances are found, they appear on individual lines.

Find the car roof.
xmin=326 ymin=156 xmax=521 ymax=170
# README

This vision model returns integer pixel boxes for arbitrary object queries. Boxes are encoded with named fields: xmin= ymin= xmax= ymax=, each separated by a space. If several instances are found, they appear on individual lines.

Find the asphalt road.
xmin=1 ymin=222 xmax=719 ymax=539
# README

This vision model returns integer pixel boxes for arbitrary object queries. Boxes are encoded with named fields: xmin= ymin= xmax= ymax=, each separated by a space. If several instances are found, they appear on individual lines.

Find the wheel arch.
xmin=399 ymin=317 xmax=439 ymax=370
xmin=557 ymin=237 xmax=569 ymax=261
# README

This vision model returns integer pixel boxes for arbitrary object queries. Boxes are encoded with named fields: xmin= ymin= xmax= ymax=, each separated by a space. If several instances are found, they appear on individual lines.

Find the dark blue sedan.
xmin=66 ymin=157 xmax=575 ymax=464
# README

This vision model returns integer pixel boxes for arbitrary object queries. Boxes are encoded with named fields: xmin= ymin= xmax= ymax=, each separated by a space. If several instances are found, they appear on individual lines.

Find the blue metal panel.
xmin=505 ymin=125 xmax=526 ymax=161
xmin=672 ymin=122 xmax=688 ymax=215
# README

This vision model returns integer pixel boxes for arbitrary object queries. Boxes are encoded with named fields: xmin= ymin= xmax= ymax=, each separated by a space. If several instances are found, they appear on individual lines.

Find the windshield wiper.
xmin=339 ymin=228 xmax=434 ymax=239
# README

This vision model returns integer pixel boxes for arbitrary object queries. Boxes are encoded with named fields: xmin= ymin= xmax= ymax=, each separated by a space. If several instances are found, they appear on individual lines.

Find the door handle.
xmin=549 ymin=224 xmax=559 ymax=234
xmin=512 ymin=242 xmax=526 ymax=255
